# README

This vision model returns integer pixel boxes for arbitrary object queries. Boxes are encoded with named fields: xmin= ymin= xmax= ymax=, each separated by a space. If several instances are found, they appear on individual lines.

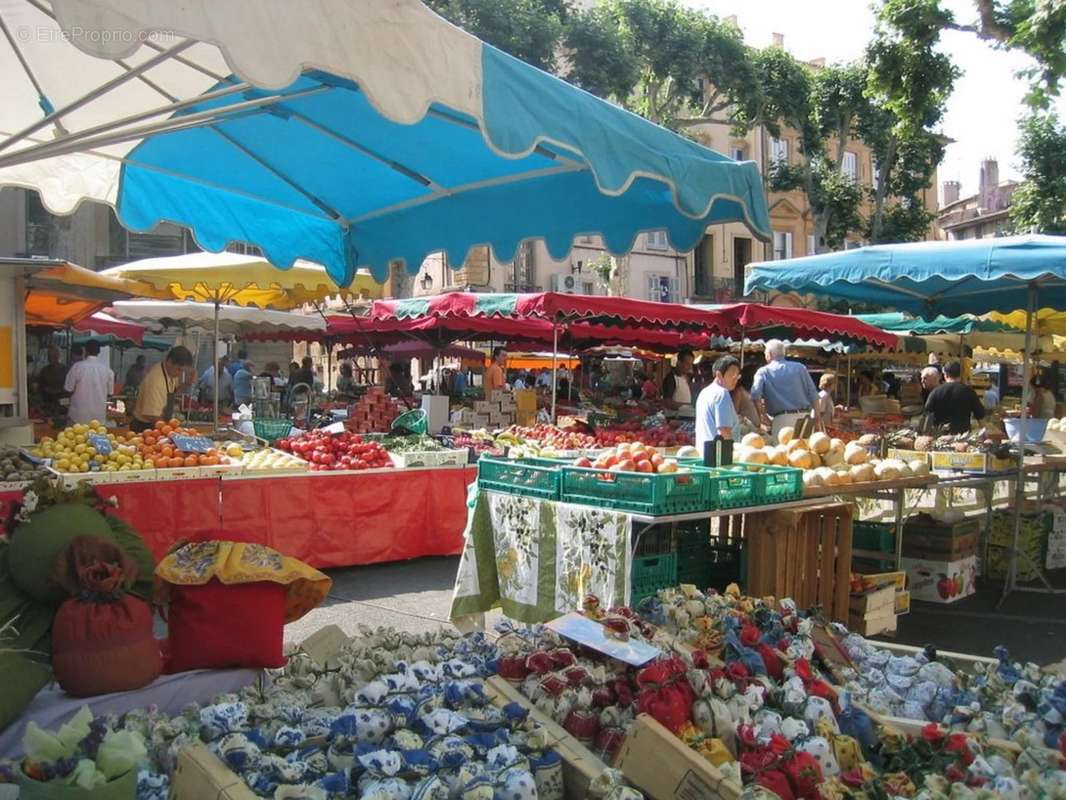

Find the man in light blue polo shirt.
xmin=750 ymin=339 xmax=818 ymax=439
xmin=696 ymin=355 xmax=742 ymax=454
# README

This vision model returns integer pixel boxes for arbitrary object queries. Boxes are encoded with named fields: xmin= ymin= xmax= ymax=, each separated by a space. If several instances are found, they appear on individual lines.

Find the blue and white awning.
xmin=0 ymin=0 xmax=771 ymax=287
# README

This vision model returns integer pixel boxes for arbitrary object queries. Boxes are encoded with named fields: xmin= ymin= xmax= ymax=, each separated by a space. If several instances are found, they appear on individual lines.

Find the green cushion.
xmin=8 ymin=504 xmax=143 ymax=605
xmin=103 ymin=515 xmax=155 ymax=602
xmin=0 ymin=653 xmax=51 ymax=735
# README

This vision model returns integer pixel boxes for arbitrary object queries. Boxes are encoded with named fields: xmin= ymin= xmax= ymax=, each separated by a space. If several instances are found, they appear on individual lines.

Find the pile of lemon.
xmin=33 ymin=421 xmax=148 ymax=473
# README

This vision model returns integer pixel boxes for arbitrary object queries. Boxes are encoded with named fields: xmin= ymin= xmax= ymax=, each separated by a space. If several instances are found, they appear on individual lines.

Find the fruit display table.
xmin=218 ymin=465 xmax=476 ymax=568
xmin=79 ymin=465 xmax=477 ymax=568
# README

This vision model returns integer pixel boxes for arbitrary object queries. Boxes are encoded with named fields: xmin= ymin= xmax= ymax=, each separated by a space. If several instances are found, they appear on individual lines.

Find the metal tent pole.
xmin=551 ymin=320 xmax=559 ymax=423
xmin=213 ymin=300 xmax=221 ymax=431
xmin=999 ymin=283 xmax=1064 ymax=605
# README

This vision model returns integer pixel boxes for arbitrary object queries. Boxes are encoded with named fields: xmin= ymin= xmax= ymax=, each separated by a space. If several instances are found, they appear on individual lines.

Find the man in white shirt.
xmin=63 ymin=340 xmax=114 ymax=424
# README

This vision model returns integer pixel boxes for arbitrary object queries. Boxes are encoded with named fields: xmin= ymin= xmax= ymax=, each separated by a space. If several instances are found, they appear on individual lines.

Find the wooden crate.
xmin=485 ymin=676 xmax=610 ymax=800
xmin=171 ymin=743 xmax=257 ymax=800
xmin=745 ymin=502 xmax=853 ymax=622
xmin=615 ymin=714 xmax=742 ymax=800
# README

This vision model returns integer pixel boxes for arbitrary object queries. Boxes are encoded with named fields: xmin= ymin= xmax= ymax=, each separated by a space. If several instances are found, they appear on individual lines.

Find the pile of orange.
xmin=129 ymin=418 xmax=225 ymax=468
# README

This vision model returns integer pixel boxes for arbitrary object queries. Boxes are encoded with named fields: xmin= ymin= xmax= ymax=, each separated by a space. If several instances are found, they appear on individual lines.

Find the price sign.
xmin=171 ymin=434 xmax=214 ymax=453
xmin=322 ymin=421 xmax=346 ymax=435
xmin=87 ymin=433 xmax=112 ymax=456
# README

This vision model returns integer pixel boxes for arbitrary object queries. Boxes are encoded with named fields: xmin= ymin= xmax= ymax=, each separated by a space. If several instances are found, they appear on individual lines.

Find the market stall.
xmin=746 ymin=233 xmax=1066 ymax=605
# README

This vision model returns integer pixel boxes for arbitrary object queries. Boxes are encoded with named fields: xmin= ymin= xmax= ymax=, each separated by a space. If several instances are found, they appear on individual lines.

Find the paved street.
xmin=287 ymin=556 xmax=1066 ymax=667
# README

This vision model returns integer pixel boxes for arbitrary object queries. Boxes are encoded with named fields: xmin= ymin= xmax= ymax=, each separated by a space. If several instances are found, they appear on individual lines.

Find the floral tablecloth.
xmin=450 ymin=490 xmax=632 ymax=627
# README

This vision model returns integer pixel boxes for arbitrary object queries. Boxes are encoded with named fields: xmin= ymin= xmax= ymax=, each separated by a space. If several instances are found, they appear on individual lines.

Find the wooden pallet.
xmin=745 ymin=502 xmax=853 ymax=622
xmin=485 ymin=676 xmax=611 ymax=800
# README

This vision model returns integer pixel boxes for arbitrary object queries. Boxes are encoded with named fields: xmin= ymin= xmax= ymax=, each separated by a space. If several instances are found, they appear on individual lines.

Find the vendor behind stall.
xmin=662 ymin=348 xmax=695 ymax=411
xmin=131 ymin=346 xmax=194 ymax=432
xmin=485 ymin=347 xmax=507 ymax=395
xmin=385 ymin=362 xmax=414 ymax=398
xmin=36 ymin=345 xmax=68 ymax=415
xmin=924 ymin=360 xmax=985 ymax=434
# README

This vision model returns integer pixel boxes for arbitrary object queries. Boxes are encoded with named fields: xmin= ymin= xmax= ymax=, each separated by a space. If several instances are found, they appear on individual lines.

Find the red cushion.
xmin=164 ymin=578 xmax=287 ymax=672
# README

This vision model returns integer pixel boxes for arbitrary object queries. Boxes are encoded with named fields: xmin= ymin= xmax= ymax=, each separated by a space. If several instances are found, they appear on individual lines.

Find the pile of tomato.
xmin=277 ymin=430 xmax=393 ymax=471
xmin=131 ymin=419 xmax=226 ymax=468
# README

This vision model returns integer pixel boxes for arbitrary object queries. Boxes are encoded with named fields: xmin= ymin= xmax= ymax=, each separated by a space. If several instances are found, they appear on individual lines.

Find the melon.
xmin=834 ymin=467 xmax=854 ymax=485
xmin=788 ymin=449 xmax=813 ymax=469
xmin=742 ymin=433 xmax=766 ymax=449
xmin=745 ymin=448 xmax=770 ymax=465
xmin=874 ymin=461 xmax=900 ymax=480
xmin=829 ymin=438 xmax=845 ymax=452
xmin=850 ymin=463 xmax=875 ymax=483
xmin=803 ymin=471 xmax=824 ymax=489
xmin=844 ymin=442 xmax=868 ymax=465
xmin=807 ymin=451 xmax=822 ymax=468
xmin=822 ymin=447 xmax=845 ymax=467
xmin=808 ymin=432 xmax=831 ymax=454
xmin=770 ymin=446 xmax=789 ymax=466
xmin=676 ymin=445 xmax=700 ymax=458
xmin=786 ymin=438 xmax=808 ymax=454
xmin=778 ymin=426 xmax=795 ymax=445
xmin=909 ymin=459 xmax=930 ymax=475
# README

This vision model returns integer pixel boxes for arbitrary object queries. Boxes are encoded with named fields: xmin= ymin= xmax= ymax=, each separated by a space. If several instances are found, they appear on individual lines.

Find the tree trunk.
xmin=869 ymin=136 xmax=898 ymax=243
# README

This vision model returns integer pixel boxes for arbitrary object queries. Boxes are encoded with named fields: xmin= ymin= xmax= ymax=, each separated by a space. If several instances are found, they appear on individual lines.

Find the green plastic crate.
xmin=853 ymin=522 xmax=895 ymax=553
xmin=477 ymin=456 xmax=566 ymax=500
xmin=560 ymin=466 xmax=710 ymax=515
xmin=631 ymin=552 xmax=678 ymax=604
xmin=752 ymin=463 xmax=805 ymax=503
xmin=706 ymin=466 xmax=759 ymax=509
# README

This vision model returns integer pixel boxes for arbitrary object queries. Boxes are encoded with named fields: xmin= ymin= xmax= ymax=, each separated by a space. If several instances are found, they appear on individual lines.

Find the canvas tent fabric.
xmin=0 ymin=0 xmax=770 ymax=287
xmin=744 ymin=235 xmax=1066 ymax=316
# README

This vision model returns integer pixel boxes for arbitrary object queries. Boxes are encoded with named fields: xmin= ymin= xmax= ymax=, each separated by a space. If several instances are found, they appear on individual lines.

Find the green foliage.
xmin=874 ymin=0 xmax=1065 ymax=110
xmin=564 ymin=0 xmax=761 ymax=129
xmin=870 ymin=197 xmax=936 ymax=242
xmin=810 ymin=161 xmax=867 ymax=250
xmin=734 ymin=47 xmax=815 ymax=142
xmin=1009 ymin=111 xmax=1066 ymax=234
xmin=425 ymin=0 xmax=569 ymax=71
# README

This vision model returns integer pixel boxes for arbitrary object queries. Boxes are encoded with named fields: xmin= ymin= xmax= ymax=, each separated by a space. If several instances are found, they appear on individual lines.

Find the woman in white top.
xmin=1028 ymin=375 xmax=1057 ymax=419
xmin=814 ymin=372 xmax=836 ymax=428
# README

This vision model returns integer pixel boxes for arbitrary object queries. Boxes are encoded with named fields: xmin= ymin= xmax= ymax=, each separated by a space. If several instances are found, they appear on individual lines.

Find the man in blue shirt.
xmin=750 ymin=339 xmax=818 ymax=439
xmin=696 ymin=355 xmax=741 ymax=455
xmin=233 ymin=360 xmax=255 ymax=406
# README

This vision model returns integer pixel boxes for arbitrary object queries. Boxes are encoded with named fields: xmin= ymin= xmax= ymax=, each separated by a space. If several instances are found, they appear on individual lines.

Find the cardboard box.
xmin=930 ymin=451 xmax=1013 ymax=473
xmin=848 ymin=608 xmax=898 ymax=637
xmin=474 ymin=400 xmax=495 ymax=414
xmin=171 ymin=743 xmax=256 ymax=800
xmin=860 ymin=570 xmax=907 ymax=591
xmin=895 ymin=589 xmax=911 ymax=615
xmin=472 ymin=413 xmax=492 ymax=428
xmin=887 ymin=448 xmax=930 ymax=465
xmin=849 ymin=584 xmax=896 ymax=617
xmin=901 ymin=554 xmax=977 ymax=603
xmin=616 ymin=714 xmax=743 ymax=800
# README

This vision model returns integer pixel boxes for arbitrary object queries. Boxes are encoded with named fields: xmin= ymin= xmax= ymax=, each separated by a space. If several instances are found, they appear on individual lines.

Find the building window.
xmin=871 ymin=158 xmax=880 ymax=192
xmin=842 ymin=151 xmax=858 ymax=182
xmin=770 ymin=138 xmax=789 ymax=165
xmin=807 ymin=234 xmax=817 ymax=256
xmin=772 ymin=231 xmax=793 ymax=261
xmin=582 ymin=281 xmax=596 ymax=295
xmin=647 ymin=274 xmax=680 ymax=303
xmin=645 ymin=230 xmax=669 ymax=250
xmin=731 ymin=145 xmax=746 ymax=162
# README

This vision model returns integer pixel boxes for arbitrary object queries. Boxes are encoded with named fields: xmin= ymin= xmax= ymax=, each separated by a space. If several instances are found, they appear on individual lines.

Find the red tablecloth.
xmin=88 ymin=466 xmax=476 ymax=567
xmin=101 ymin=478 xmax=224 ymax=558
xmin=218 ymin=467 xmax=476 ymax=568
